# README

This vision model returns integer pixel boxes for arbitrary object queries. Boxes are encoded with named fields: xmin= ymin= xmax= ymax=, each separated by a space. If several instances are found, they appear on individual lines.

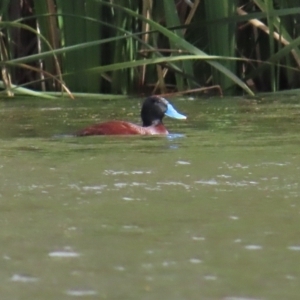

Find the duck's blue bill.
xmin=165 ymin=103 xmax=187 ymax=119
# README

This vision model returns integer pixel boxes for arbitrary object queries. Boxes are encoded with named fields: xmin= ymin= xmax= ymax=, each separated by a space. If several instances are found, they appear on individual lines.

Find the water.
xmin=0 ymin=95 xmax=300 ymax=299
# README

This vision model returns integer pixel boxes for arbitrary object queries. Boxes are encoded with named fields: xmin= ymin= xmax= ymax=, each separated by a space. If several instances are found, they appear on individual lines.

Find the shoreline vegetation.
xmin=1 ymin=0 xmax=300 ymax=98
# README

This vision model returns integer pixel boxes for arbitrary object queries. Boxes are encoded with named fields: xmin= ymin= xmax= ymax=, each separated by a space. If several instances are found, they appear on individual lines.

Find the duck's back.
xmin=76 ymin=121 xmax=168 ymax=136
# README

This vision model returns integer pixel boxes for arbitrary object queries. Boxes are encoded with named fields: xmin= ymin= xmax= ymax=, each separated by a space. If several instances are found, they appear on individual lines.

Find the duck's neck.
xmin=143 ymin=119 xmax=162 ymax=127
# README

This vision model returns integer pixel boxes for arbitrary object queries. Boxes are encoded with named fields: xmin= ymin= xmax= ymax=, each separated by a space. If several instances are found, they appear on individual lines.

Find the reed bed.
xmin=0 ymin=0 xmax=300 ymax=97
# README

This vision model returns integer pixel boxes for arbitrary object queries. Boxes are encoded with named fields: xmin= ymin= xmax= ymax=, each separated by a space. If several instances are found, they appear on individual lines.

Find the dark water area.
xmin=0 ymin=95 xmax=300 ymax=299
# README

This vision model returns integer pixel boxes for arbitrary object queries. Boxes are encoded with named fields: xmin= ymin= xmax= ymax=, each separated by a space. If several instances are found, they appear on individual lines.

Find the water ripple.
xmin=65 ymin=289 xmax=97 ymax=296
xmin=11 ymin=274 xmax=38 ymax=283
xmin=49 ymin=247 xmax=80 ymax=258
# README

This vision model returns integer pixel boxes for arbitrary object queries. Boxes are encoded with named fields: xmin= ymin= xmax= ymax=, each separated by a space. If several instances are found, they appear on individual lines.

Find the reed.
xmin=0 ymin=0 xmax=300 ymax=97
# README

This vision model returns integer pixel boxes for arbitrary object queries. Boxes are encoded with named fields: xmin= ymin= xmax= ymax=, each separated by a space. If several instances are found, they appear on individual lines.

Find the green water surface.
xmin=0 ymin=95 xmax=300 ymax=299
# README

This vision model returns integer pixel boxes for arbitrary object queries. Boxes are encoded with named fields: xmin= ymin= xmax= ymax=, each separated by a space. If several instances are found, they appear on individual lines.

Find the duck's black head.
xmin=141 ymin=96 xmax=186 ymax=127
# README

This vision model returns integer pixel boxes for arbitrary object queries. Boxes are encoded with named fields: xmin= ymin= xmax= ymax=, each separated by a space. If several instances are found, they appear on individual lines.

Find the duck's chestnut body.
xmin=77 ymin=121 xmax=168 ymax=136
xmin=76 ymin=96 xmax=186 ymax=136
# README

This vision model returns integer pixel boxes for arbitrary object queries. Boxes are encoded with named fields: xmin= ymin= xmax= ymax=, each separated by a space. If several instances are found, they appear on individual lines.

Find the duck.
xmin=76 ymin=96 xmax=186 ymax=136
